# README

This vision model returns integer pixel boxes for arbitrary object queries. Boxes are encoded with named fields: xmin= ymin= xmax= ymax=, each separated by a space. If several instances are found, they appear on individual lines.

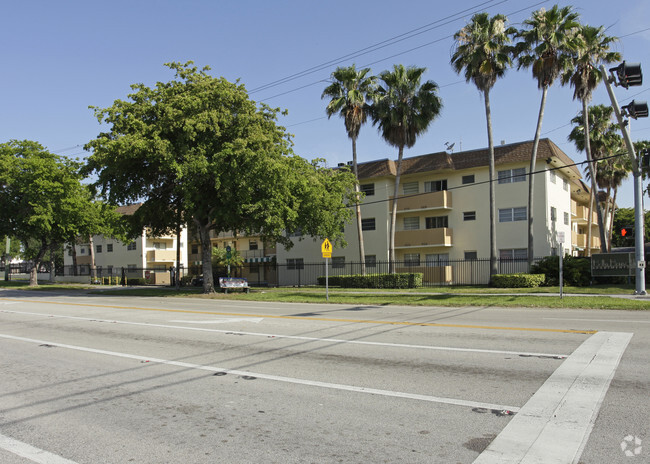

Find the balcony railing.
xmin=391 ymin=190 xmax=452 ymax=212
xmin=146 ymin=249 xmax=177 ymax=262
xmin=394 ymin=228 xmax=452 ymax=248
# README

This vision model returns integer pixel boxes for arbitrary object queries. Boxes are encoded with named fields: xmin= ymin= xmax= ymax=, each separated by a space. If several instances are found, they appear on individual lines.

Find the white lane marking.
xmin=473 ymin=331 xmax=632 ymax=464
xmin=544 ymin=317 xmax=650 ymax=324
xmin=0 ymin=333 xmax=520 ymax=413
xmin=0 ymin=432 xmax=79 ymax=464
xmin=169 ymin=318 xmax=264 ymax=324
xmin=0 ymin=309 xmax=568 ymax=358
xmin=0 ymin=302 xmax=20 ymax=305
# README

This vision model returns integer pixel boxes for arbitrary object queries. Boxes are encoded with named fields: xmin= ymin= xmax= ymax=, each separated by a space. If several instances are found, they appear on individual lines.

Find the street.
xmin=0 ymin=289 xmax=648 ymax=463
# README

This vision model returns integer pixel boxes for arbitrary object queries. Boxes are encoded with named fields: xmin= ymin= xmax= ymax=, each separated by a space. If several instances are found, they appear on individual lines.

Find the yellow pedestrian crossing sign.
xmin=321 ymin=238 xmax=332 ymax=258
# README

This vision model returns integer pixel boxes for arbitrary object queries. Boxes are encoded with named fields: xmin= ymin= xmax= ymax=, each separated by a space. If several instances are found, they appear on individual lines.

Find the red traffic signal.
xmin=622 ymin=100 xmax=649 ymax=119
xmin=621 ymin=226 xmax=633 ymax=238
xmin=612 ymin=61 xmax=643 ymax=88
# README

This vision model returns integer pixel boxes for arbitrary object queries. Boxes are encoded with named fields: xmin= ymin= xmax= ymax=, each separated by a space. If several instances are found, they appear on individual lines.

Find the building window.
xmin=332 ymin=257 xmax=345 ymax=269
xmin=249 ymin=241 xmax=258 ymax=250
xmin=564 ymin=211 xmax=569 ymax=226
xmin=107 ymin=243 xmax=113 ymax=253
xmin=365 ymin=255 xmax=377 ymax=268
xmin=403 ymin=182 xmax=419 ymax=195
xmin=426 ymin=253 xmax=449 ymax=266
xmin=127 ymin=241 xmax=137 ymax=251
xmin=462 ymin=175 xmax=475 ymax=185
xmin=361 ymin=218 xmax=376 ymax=231
xmin=80 ymin=248 xmax=86 ymax=255
xmin=499 ymin=207 xmax=527 ymax=222
xmin=563 ymin=178 xmax=569 ymax=191
xmin=550 ymin=169 xmax=557 ymax=184
xmin=191 ymin=244 xmax=199 ymax=254
xmin=551 ymin=206 xmax=557 ymax=222
xmin=360 ymin=183 xmax=375 ymax=196
xmin=403 ymin=217 xmax=420 ymax=230
xmin=498 ymin=168 xmax=526 ymax=184
xmin=424 ymin=179 xmax=447 ymax=192
xmin=287 ymin=258 xmax=304 ymax=270
xmin=153 ymin=242 xmax=167 ymax=250
xmin=107 ymin=265 xmax=113 ymax=274
xmin=127 ymin=264 xmax=137 ymax=270
xmin=96 ymin=245 xmax=102 ymax=253
xmin=464 ymin=211 xmax=476 ymax=221
xmin=289 ymin=229 xmax=303 ymax=237
xmin=425 ymin=216 xmax=448 ymax=229
xmin=500 ymin=248 xmax=527 ymax=260
xmin=404 ymin=253 xmax=420 ymax=266
xmin=464 ymin=251 xmax=478 ymax=260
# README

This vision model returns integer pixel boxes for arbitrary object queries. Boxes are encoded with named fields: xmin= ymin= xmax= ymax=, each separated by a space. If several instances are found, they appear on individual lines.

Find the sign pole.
xmin=321 ymin=238 xmax=332 ymax=301
xmin=325 ymin=258 xmax=329 ymax=301
xmin=559 ymin=243 xmax=564 ymax=299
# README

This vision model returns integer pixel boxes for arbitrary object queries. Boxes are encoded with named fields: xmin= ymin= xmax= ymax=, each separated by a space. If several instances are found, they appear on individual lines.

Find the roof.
xmin=355 ymin=138 xmax=582 ymax=181
xmin=115 ymin=203 xmax=142 ymax=216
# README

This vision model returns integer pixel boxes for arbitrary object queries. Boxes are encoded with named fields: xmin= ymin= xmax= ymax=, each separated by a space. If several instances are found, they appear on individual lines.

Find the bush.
xmin=317 ymin=273 xmax=423 ymax=289
xmin=530 ymin=256 xmax=591 ymax=286
xmin=491 ymin=273 xmax=545 ymax=288
xmin=126 ymin=278 xmax=146 ymax=286
xmin=180 ymin=275 xmax=193 ymax=287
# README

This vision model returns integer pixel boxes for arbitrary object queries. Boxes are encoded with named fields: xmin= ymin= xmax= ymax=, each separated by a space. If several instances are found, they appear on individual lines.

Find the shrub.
xmin=126 ymin=278 xmax=146 ymax=286
xmin=317 ymin=273 xmax=423 ymax=289
xmin=491 ymin=273 xmax=545 ymax=288
xmin=531 ymin=256 xmax=591 ymax=286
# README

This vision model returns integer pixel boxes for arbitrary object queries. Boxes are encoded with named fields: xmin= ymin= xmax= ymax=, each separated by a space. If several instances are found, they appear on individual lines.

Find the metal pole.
xmin=600 ymin=65 xmax=646 ymax=295
xmin=325 ymin=258 xmax=329 ymax=301
xmin=559 ymin=243 xmax=564 ymax=299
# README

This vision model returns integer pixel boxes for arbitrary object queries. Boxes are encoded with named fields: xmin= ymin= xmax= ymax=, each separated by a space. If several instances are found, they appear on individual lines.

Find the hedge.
xmin=317 ymin=273 xmax=423 ymax=289
xmin=491 ymin=273 xmax=545 ymax=288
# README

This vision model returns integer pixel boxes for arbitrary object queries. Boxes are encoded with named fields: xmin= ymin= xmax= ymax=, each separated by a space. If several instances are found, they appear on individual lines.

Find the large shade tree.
xmin=451 ymin=12 xmax=516 ymax=279
xmin=85 ymin=62 xmax=355 ymax=293
xmin=562 ymin=24 xmax=620 ymax=253
xmin=371 ymin=64 xmax=442 ymax=271
xmin=516 ymin=4 xmax=581 ymax=266
xmin=322 ymin=65 xmax=376 ymax=275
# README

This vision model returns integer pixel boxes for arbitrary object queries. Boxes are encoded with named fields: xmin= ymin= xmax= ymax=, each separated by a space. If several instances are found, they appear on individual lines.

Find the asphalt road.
xmin=0 ymin=289 xmax=648 ymax=463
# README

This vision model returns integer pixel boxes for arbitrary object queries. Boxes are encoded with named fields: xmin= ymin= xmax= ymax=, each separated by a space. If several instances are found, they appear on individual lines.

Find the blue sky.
xmin=2 ymin=0 xmax=649 ymax=208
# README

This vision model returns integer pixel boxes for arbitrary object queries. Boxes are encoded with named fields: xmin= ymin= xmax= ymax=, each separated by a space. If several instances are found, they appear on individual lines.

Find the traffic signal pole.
xmin=601 ymin=64 xmax=646 ymax=295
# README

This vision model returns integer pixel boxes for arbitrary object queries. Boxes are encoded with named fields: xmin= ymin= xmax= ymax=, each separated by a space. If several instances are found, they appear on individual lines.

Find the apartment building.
xmin=276 ymin=138 xmax=600 ymax=285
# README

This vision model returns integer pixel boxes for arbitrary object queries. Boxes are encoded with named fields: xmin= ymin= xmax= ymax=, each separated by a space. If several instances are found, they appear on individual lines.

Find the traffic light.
xmin=622 ymin=100 xmax=649 ymax=119
xmin=621 ymin=226 xmax=634 ymax=238
xmin=612 ymin=61 xmax=643 ymax=88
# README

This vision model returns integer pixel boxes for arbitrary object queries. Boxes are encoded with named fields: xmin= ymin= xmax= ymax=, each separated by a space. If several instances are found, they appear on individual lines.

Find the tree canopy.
xmin=85 ymin=61 xmax=355 ymax=293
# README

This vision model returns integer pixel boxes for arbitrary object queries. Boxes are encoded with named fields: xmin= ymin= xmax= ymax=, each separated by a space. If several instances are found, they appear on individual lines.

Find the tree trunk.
xmin=195 ymin=217 xmax=215 ymax=293
xmin=484 ymin=90 xmax=498 ymax=279
xmin=49 ymin=243 xmax=56 ymax=283
xmin=582 ymin=100 xmax=608 ymax=253
xmin=608 ymin=187 xmax=618 ymax=252
xmin=30 ymin=242 xmax=48 ymax=287
xmin=389 ymin=145 xmax=405 ymax=274
xmin=71 ymin=241 xmax=78 ymax=276
xmin=175 ymin=217 xmax=181 ymax=290
xmin=89 ymin=234 xmax=97 ymax=283
xmin=527 ymin=86 xmax=548 ymax=269
xmin=352 ymin=137 xmax=366 ymax=275
xmin=586 ymin=189 xmax=594 ymax=257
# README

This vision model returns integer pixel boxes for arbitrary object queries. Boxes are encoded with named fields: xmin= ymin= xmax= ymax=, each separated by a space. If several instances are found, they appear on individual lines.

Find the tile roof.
xmin=115 ymin=203 xmax=142 ymax=216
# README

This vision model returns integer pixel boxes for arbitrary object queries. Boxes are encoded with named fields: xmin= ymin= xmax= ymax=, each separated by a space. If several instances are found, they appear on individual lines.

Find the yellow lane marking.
xmin=0 ymin=298 xmax=597 ymax=334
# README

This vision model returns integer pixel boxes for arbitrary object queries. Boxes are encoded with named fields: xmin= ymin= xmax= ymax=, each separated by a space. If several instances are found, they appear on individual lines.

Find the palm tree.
xmin=568 ymin=104 xmax=620 ymax=254
xmin=371 ymin=64 xmax=442 ymax=272
xmin=322 ymin=65 xmax=376 ymax=275
xmin=451 ymin=12 xmax=516 ymax=279
xmin=516 ymin=5 xmax=581 ymax=266
xmin=562 ymin=24 xmax=620 ymax=253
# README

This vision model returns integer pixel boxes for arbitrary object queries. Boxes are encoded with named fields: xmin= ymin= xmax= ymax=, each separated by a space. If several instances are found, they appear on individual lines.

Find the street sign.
xmin=321 ymin=238 xmax=332 ymax=258
xmin=557 ymin=231 xmax=565 ymax=244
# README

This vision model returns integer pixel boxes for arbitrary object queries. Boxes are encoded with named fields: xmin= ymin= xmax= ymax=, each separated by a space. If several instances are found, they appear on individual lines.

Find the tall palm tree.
xmin=371 ymin=64 xmax=442 ymax=272
xmin=516 ymin=5 xmax=581 ymax=266
xmin=568 ymin=104 xmax=620 ymax=254
xmin=451 ymin=12 xmax=516 ymax=279
xmin=562 ymin=24 xmax=620 ymax=253
xmin=322 ymin=65 xmax=376 ymax=275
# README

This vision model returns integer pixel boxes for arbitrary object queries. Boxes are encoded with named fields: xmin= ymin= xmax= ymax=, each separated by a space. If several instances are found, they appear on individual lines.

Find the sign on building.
xmin=591 ymin=253 xmax=635 ymax=277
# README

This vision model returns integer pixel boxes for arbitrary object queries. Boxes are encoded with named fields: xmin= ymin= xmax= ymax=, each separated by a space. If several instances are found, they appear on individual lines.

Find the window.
xmin=287 ymin=258 xmax=304 ymax=270
xmin=249 ymin=263 xmax=260 ymax=273
xmin=500 ymin=249 xmax=527 ymax=260
xmin=289 ymin=229 xmax=303 ymax=237
xmin=464 ymin=211 xmax=476 ymax=221
xmin=564 ymin=212 xmax=569 ymax=226
xmin=361 ymin=218 xmax=376 ymax=231
xmin=94 ymin=245 xmax=101 ymax=253
xmin=563 ymin=178 xmax=569 ymax=191
xmin=404 ymin=253 xmax=420 ymax=266
xmin=191 ymin=244 xmax=199 ymax=254
xmin=107 ymin=243 xmax=113 ymax=253
xmin=80 ymin=248 xmax=86 ymax=255
xmin=499 ymin=207 xmax=527 ymax=222
xmin=550 ymin=169 xmax=557 ymax=184
xmin=107 ymin=265 xmax=113 ymax=274
xmin=153 ymin=242 xmax=167 ymax=250
xmin=249 ymin=241 xmax=258 ymax=250
xmin=360 ymin=183 xmax=375 ymax=196
xmin=332 ymin=257 xmax=345 ymax=269
xmin=464 ymin=251 xmax=478 ymax=260
xmin=127 ymin=264 xmax=137 ymax=270
xmin=127 ymin=241 xmax=137 ymax=251
xmin=365 ymin=255 xmax=377 ymax=268
xmin=462 ymin=175 xmax=475 ymax=185
xmin=403 ymin=217 xmax=420 ymax=230
xmin=498 ymin=168 xmax=526 ymax=184
xmin=426 ymin=253 xmax=449 ymax=266
xmin=425 ymin=216 xmax=448 ymax=229
xmin=551 ymin=206 xmax=557 ymax=222
xmin=403 ymin=182 xmax=419 ymax=195
xmin=424 ymin=179 xmax=447 ymax=192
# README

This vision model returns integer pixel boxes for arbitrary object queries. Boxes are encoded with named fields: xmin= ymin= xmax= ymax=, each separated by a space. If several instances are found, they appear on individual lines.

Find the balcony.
xmin=572 ymin=204 xmax=597 ymax=224
xmin=395 ymin=228 xmax=452 ymax=248
xmin=146 ymin=249 xmax=177 ymax=262
xmin=572 ymin=232 xmax=601 ymax=250
xmin=392 ymin=190 xmax=452 ymax=212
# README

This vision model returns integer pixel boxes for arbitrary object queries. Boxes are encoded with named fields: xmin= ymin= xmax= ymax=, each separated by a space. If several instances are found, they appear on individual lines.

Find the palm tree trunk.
xmin=608 ymin=187 xmax=618 ymax=252
xmin=587 ymin=189 xmax=594 ymax=257
xmin=528 ymin=86 xmax=548 ymax=269
xmin=389 ymin=145 xmax=405 ymax=274
xmin=582 ymin=100 xmax=608 ymax=253
xmin=352 ymin=137 xmax=366 ymax=275
xmin=484 ymin=90 xmax=498 ymax=279
xmin=89 ymin=234 xmax=96 ymax=283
